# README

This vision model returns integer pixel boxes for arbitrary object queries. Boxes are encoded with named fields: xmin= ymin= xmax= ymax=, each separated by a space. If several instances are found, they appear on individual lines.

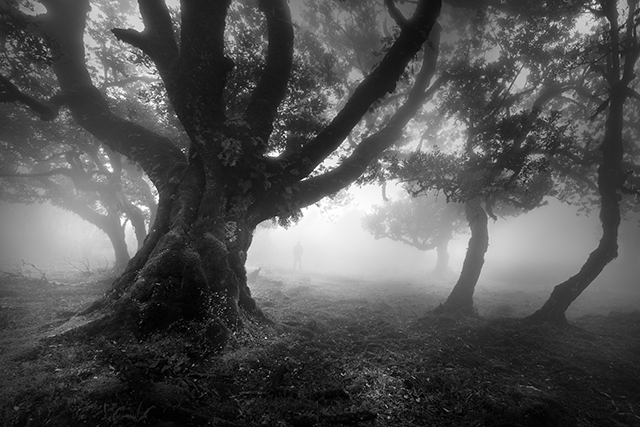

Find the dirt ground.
xmin=0 ymin=267 xmax=639 ymax=427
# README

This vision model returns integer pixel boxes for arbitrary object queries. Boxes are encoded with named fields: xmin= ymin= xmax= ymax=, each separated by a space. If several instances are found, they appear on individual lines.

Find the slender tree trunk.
xmin=525 ymin=80 xmax=626 ymax=324
xmin=122 ymin=201 xmax=147 ymax=250
xmin=433 ymin=238 xmax=450 ymax=276
xmin=433 ymin=200 xmax=488 ymax=315
xmin=103 ymin=213 xmax=130 ymax=272
xmin=41 ymin=178 xmax=133 ymax=273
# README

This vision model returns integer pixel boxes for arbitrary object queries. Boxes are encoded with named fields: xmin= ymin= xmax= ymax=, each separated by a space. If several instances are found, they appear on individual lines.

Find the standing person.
xmin=293 ymin=241 xmax=303 ymax=271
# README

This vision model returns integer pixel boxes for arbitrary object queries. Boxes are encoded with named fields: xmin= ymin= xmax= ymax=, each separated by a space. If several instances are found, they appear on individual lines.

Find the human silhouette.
xmin=293 ymin=241 xmax=303 ymax=271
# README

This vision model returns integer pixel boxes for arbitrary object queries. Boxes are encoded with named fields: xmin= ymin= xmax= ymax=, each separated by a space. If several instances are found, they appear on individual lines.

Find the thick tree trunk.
xmin=433 ymin=200 xmax=488 ymax=315
xmin=78 ymin=184 xmax=265 ymax=341
xmin=16 ymin=0 xmax=442 ymax=344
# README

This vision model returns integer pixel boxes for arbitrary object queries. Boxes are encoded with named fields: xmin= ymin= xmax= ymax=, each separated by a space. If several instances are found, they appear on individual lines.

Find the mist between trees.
xmin=0 ymin=0 xmax=639 ymax=341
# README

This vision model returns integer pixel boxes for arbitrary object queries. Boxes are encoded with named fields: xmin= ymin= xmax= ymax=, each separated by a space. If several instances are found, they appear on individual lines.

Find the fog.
xmin=1 ymin=194 xmax=637 ymax=297
xmin=482 ymin=201 xmax=601 ymax=287
xmin=248 ymin=194 xmax=638 ymax=296
xmin=0 ymin=201 xmax=138 ymax=273
xmin=247 ymin=206 xmax=432 ymax=278
xmin=247 ymin=199 xmax=598 ymax=282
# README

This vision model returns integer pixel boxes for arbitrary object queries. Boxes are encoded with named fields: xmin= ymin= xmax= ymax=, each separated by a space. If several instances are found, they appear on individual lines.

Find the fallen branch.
xmin=63 ymin=256 xmax=93 ymax=276
xmin=19 ymin=259 xmax=49 ymax=283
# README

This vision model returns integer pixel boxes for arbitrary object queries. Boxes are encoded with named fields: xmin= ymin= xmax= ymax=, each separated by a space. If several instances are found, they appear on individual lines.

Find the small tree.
xmin=362 ymin=193 xmax=465 ymax=276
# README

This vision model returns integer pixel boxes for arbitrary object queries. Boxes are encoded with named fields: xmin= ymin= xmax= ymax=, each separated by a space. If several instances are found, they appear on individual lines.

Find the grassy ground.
xmin=1 ymin=267 xmax=639 ymax=426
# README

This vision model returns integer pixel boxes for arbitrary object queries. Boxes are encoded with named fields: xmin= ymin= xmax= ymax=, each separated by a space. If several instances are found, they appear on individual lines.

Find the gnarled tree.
xmin=0 ymin=0 xmax=442 ymax=340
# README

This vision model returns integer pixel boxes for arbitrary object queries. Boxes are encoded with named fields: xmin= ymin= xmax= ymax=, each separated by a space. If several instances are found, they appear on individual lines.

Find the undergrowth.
xmin=1 ymin=270 xmax=639 ymax=426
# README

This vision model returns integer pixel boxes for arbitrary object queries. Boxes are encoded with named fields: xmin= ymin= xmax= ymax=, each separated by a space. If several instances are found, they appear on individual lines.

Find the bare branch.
xmin=393 ymin=234 xmax=435 ymax=250
xmin=36 ymin=1 xmax=186 ymax=191
xmin=289 ymin=40 xmax=448 ymax=210
xmin=277 ymin=0 xmax=442 ymax=180
xmin=111 ymin=28 xmax=147 ymax=51
xmin=0 ymin=74 xmax=58 ymax=120
xmin=589 ymin=98 xmax=610 ymax=121
xmin=243 ymin=0 xmax=294 ymax=150
xmin=20 ymin=260 xmax=48 ymax=283
xmin=626 ymin=87 xmax=640 ymax=102
xmin=384 ymin=0 xmax=408 ymax=27
xmin=507 ymin=81 xmax=581 ymax=153
xmin=111 ymin=0 xmax=178 ymax=79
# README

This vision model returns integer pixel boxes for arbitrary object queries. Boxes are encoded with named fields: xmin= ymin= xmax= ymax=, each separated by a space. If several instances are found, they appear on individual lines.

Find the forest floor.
xmin=0 ymin=267 xmax=639 ymax=427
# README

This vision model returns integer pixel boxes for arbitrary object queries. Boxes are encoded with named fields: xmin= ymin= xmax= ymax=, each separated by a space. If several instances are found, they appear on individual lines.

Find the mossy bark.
xmin=12 ymin=0 xmax=443 ymax=344
xmin=76 ymin=160 xmax=267 ymax=341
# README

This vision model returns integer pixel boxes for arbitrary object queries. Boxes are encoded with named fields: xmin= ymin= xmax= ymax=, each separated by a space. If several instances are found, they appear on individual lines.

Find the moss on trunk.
xmin=65 ymin=172 xmax=267 ymax=344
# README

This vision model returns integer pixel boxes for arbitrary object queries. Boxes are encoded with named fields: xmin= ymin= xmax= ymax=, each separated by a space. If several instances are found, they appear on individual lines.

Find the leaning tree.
xmin=396 ymin=109 xmax=577 ymax=314
xmin=0 ymin=101 xmax=158 ymax=271
xmin=526 ymin=0 xmax=640 ymax=323
xmin=0 ymin=11 xmax=164 ymax=271
xmin=0 ymin=0 xmax=443 ymax=339
xmin=393 ymin=11 xmax=587 ymax=314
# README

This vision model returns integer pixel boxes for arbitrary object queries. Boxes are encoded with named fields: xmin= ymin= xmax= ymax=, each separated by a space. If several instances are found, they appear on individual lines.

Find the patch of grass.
xmin=1 ymin=269 xmax=640 ymax=426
